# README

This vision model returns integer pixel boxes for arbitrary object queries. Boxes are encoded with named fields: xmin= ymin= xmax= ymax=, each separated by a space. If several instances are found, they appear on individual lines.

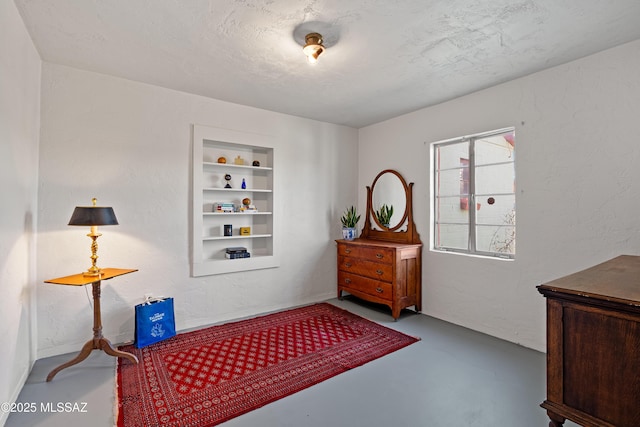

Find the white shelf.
xmin=191 ymin=125 xmax=278 ymax=276
xmin=202 ymin=234 xmax=272 ymax=241
xmin=203 ymin=161 xmax=272 ymax=171
xmin=203 ymin=187 xmax=272 ymax=193
xmin=204 ymin=211 xmax=272 ymax=215
xmin=192 ymin=255 xmax=278 ymax=276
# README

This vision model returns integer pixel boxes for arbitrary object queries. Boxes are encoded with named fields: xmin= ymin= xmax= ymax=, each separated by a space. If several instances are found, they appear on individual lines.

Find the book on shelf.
xmin=225 ymin=252 xmax=251 ymax=259
xmin=238 ymin=205 xmax=258 ymax=213
xmin=213 ymin=203 xmax=235 ymax=213
xmin=225 ymin=247 xmax=247 ymax=254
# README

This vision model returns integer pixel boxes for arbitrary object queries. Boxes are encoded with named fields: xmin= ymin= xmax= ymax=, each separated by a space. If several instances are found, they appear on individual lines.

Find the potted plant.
xmin=375 ymin=204 xmax=394 ymax=228
xmin=340 ymin=205 xmax=360 ymax=241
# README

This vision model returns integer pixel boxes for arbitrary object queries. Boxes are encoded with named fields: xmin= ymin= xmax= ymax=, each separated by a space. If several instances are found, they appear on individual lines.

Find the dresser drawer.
xmin=337 ymin=244 xmax=394 ymax=264
xmin=338 ymin=256 xmax=393 ymax=282
xmin=338 ymin=271 xmax=392 ymax=300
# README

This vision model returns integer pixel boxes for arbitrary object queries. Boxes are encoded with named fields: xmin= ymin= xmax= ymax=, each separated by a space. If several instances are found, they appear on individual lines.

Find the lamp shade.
xmin=68 ymin=206 xmax=119 ymax=226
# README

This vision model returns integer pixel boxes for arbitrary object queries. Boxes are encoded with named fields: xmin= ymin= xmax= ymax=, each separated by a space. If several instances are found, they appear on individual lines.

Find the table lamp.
xmin=68 ymin=198 xmax=118 ymax=276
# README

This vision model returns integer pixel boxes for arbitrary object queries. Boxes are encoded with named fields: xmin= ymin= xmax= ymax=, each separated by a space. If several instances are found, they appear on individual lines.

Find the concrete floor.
xmin=6 ymin=297 xmax=578 ymax=427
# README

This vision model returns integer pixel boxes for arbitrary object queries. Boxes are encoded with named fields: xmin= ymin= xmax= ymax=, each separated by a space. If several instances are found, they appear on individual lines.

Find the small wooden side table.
xmin=44 ymin=268 xmax=138 ymax=381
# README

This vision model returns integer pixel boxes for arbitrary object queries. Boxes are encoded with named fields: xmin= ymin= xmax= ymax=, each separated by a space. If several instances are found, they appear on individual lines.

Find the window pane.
xmin=436 ymin=141 xmax=469 ymax=170
xmin=436 ymin=196 xmax=470 ymax=223
xmin=435 ymin=224 xmax=469 ymax=250
xmin=476 ymin=224 xmax=515 ymax=255
xmin=476 ymin=195 xmax=515 ymax=225
xmin=475 ymin=163 xmax=515 ymax=195
xmin=436 ymin=169 xmax=467 ymax=197
xmin=475 ymin=133 xmax=514 ymax=166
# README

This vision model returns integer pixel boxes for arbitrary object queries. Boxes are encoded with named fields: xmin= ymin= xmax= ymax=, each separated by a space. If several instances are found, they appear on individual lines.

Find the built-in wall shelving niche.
xmin=191 ymin=124 xmax=279 ymax=276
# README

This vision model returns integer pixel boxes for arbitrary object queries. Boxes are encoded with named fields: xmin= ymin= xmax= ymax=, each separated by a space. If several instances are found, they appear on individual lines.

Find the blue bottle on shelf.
xmin=241 ymin=178 xmax=246 ymax=189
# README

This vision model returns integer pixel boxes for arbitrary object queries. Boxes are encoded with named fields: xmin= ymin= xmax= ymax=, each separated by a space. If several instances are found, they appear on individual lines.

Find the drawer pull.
xmin=345 ymin=248 xmax=351 ymax=254
xmin=376 ymin=269 xmax=383 ymax=275
xmin=345 ymin=278 xmax=351 ymax=284
xmin=376 ymin=253 xmax=383 ymax=259
xmin=375 ymin=287 xmax=383 ymax=293
xmin=345 ymin=262 xmax=352 ymax=268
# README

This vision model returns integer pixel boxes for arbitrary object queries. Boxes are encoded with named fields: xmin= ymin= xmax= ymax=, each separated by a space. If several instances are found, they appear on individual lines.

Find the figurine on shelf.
xmin=224 ymin=174 xmax=232 ymax=188
xmin=234 ymin=155 xmax=244 ymax=165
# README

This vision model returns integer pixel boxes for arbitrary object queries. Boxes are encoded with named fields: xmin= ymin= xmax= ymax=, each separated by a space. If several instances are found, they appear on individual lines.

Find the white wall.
xmin=359 ymin=39 xmax=640 ymax=351
xmin=36 ymin=64 xmax=358 ymax=358
xmin=0 ymin=0 xmax=41 ymax=423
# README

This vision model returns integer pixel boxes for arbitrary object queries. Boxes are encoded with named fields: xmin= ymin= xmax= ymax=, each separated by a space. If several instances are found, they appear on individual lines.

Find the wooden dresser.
xmin=337 ymin=238 xmax=421 ymax=320
xmin=537 ymin=255 xmax=640 ymax=427
xmin=338 ymin=169 xmax=422 ymax=320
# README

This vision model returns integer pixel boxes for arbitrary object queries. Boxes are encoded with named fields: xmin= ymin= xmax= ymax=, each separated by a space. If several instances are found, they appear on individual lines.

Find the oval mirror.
xmin=371 ymin=170 xmax=407 ymax=230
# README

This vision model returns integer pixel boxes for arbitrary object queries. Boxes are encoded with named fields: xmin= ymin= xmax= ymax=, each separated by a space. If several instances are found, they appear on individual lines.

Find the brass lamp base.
xmin=83 ymin=228 xmax=103 ymax=277
xmin=83 ymin=268 xmax=103 ymax=277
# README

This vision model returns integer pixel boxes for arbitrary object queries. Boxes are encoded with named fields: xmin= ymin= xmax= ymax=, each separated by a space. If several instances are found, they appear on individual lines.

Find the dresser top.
xmin=336 ymin=238 xmax=422 ymax=249
xmin=537 ymin=255 xmax=640 ymax=306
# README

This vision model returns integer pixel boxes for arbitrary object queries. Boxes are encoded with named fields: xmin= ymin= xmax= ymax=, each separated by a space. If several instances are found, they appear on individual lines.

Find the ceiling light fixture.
xmin=303 ymin=32 xmax=325 ymax=64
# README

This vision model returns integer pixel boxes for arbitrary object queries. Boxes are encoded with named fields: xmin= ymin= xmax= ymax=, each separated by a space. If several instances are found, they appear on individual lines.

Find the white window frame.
xmin=431 ymin=127 xmax=515 ymax=259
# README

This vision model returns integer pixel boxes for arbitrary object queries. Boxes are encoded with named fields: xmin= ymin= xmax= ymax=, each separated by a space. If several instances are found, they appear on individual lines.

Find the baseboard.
xmin=174 ymin=293 xmax=341 ymax=335
xmin=36 ymin=293 xmax=340 ymax=359
xmin=36 ymin=334 xmax=134 ymax=359
xmin=0 ymin=363 xmax=31 ymax=426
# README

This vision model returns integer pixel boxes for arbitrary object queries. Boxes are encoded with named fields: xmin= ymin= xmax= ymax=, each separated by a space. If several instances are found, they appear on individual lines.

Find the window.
xmin=432 ymin=128 xmax=515 ymax=258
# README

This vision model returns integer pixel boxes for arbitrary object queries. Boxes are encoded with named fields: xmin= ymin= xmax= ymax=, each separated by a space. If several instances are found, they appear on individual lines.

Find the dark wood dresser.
xmin=537 ymin=255 xmax=640 ymax=427
xmin=337 ymin=238 xmax=421 ymax=320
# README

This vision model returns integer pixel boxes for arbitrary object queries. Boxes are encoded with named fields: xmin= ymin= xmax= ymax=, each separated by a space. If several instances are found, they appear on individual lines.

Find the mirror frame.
xmin=361 ymin=169 xmax=421 ymax=244
xmin=370 ymin=170 xmax=408 ymax=231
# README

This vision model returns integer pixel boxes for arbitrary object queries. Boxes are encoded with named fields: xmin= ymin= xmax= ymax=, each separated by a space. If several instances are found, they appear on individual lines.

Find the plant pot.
xmin=342 ymin=227 xmax=357 ymax=241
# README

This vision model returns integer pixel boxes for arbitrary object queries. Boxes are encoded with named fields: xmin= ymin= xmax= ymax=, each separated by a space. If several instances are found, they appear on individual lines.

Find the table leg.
xmin=46 ymin=340 xmax=94 ymax=382
xmin=46 ymin=280 xmax=138 ymax=381
xmin=100 ymin=338 xmax=138 ymax=364
xmin=547 ymin=411 xmax=566 ymax=427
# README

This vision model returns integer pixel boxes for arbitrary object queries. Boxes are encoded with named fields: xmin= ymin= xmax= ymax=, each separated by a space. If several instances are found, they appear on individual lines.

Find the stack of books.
xmin=214 ymin=203 xmax=235 ymax=213
xmin=238 ymin=204 xmax=258 ymax=212
xmin=225 ymin=247 xmax=251 ymax=259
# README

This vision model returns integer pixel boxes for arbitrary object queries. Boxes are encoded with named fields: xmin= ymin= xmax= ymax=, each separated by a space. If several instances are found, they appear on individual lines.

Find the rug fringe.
xmin=113 ymin=359 xmax=120 ymax=427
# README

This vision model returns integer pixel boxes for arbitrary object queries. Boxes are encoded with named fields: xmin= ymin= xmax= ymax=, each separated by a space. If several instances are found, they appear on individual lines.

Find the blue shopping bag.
xmin=134 ymin=297 xmax=176 ymax=348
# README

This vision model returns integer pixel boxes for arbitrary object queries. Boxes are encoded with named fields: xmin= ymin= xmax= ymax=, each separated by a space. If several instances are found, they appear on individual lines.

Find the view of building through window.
xmin=432 ymin=128 xmax=515 ymax=258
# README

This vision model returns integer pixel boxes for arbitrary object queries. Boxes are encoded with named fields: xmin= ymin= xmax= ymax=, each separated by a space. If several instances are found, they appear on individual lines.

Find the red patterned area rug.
xmin=116 ymin=303 xmax=418 ymax=427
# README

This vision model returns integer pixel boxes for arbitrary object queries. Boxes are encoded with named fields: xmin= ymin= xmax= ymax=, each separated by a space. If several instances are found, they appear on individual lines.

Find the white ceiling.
xmin=15 ymin=0 xmax=640 ymax=128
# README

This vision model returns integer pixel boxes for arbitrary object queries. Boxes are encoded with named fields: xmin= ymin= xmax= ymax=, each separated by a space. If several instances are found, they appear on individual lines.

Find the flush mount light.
xmin=303 ymin=32 xmax=325 ymax=64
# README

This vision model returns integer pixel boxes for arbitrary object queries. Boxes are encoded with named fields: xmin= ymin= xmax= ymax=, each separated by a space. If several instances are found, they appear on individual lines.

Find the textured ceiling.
xmin=15 ymin=0 xmax=640 ymax=128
